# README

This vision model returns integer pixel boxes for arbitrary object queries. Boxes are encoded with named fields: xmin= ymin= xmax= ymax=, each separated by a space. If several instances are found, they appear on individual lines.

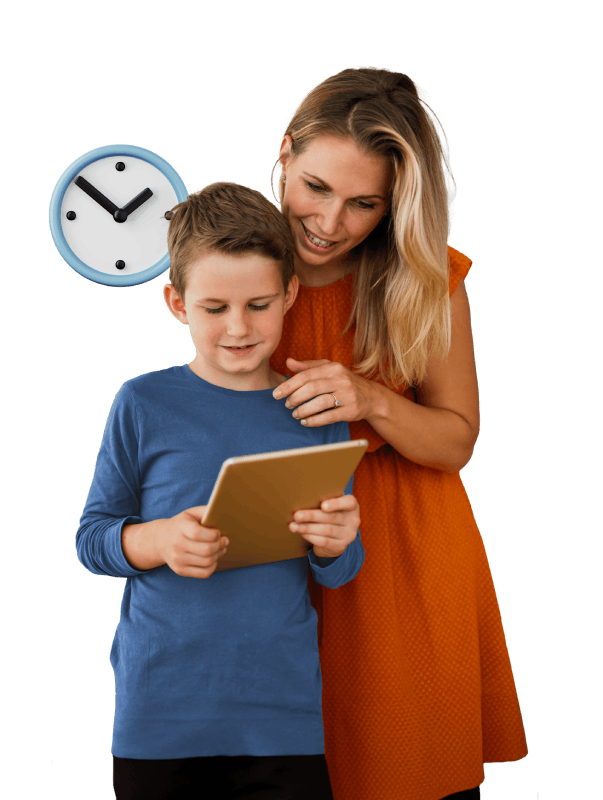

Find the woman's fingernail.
xmin=290 ymin=522 xmax=298 ymax=532
xmin=273 ymin=390 xmax=282 ymax=398
xmin=300 ymin=419 xmax=308 ymax=426
xmin=292 ymin=410 xmax=298 ymax=418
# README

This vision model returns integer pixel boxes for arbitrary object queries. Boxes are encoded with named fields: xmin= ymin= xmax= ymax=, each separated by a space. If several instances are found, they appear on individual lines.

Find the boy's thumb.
xmin=186 ymin=506 xmax=208 ymax=523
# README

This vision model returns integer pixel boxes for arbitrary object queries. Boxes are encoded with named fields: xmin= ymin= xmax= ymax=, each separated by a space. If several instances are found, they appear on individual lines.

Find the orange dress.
xmin=271 ymin=247 xmax=527 ymax=800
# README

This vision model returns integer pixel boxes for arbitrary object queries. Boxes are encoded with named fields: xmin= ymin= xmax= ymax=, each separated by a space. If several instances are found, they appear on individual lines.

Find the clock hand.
xmin=120 ymin=188 xmax=153 ymax=218
xmin=74 ymin=176 xmax=119 ymax=216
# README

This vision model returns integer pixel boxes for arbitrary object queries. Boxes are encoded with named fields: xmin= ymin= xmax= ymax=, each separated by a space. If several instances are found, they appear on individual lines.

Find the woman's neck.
xmin=294 ymin=254 xmax=353 ymax=287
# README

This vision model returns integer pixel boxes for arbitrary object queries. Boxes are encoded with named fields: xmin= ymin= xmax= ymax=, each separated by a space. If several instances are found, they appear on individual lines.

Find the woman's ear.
xmin=278 ymin=134 xmax=293 ymax=167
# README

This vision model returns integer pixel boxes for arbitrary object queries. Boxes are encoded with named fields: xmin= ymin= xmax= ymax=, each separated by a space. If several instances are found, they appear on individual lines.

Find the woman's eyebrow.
xmin=303 ymin=172 xmax=386 ymax=200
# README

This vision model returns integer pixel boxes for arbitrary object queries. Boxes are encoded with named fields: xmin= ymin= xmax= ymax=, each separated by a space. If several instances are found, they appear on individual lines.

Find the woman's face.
xmin=280 ymin=134 xmax=391 ymax=271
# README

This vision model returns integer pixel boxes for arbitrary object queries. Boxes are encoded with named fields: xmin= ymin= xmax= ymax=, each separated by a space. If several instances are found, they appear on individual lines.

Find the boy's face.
xmin=165 ymin=250 xmax=298 ymax=391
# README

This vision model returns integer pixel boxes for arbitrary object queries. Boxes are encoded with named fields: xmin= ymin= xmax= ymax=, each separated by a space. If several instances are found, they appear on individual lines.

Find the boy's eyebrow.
xmin=199 ymin=293 xmax=281 ymax=303
xmin=303 ymin=172 xmax=386 ymax=200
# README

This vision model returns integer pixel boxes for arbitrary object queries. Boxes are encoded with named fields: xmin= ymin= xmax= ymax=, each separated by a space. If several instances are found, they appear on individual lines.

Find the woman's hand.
xmin=273 ymin=357 xmax=378 ymax=427
xmin=290 ymin=494 xmax=361 ymax=559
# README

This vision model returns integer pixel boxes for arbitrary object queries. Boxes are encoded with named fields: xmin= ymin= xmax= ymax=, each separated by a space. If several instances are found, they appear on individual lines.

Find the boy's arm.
xmin=76 ymin=385 xmax=148 ymax=578
xmin=306 ymin=475 xmax=365 ymax=589
xmin=308 ymin=529 xmax=364 ymax=589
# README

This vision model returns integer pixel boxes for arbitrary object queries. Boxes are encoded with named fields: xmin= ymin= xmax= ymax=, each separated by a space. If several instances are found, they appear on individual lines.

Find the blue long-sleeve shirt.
xmin=77 ymin=365 xmax=364 ymax=759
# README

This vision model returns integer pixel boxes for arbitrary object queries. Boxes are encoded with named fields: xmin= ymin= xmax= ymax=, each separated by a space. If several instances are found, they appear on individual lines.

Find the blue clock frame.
xmin=49 ymin=144 xmax=187 ymax=287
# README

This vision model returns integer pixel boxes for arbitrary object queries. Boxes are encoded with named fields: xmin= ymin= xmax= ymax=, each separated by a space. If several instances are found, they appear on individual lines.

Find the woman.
xmin=270 ymin=68 xmax=527 ymax=800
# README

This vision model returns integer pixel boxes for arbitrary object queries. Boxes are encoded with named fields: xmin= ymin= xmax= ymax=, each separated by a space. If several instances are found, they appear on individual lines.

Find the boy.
xmin=76 ymin=182 xmax=364 ymax=800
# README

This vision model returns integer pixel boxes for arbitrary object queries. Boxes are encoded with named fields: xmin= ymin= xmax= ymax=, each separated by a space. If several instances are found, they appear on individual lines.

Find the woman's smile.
xmin=300 ymin=220 xmax=337 ymax=253
xmin=301 ymin=221 xmax=337 ymax=250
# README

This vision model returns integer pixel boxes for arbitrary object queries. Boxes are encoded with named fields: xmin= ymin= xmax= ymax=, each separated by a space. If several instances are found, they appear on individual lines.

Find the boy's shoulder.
xmin=122 ymin=365 xmax=187 ymax=397
xmin=125 ymin=365 xmax=182 ymax=386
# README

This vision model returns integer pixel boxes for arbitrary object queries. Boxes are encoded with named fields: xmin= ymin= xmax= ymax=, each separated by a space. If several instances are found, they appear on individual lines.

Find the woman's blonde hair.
xmin=280 ymin=68 xmax=452 ymax=388
xmin=166 ymin=183 xmax=295 ymax=298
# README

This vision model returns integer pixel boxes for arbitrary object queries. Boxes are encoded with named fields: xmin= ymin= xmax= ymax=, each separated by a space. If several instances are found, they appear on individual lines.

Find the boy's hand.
xmin=289 ymin=494 xmax=360 ymax=559
xmin=153 ymin=506 xmax=229 ymax=579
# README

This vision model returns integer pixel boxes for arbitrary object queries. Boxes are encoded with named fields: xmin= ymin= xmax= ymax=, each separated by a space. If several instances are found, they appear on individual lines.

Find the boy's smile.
xmin=165 ymin=250 xmax=298 ymax=391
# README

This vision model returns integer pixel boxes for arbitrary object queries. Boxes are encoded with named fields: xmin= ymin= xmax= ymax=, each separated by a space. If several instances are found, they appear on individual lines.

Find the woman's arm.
xmin=367 ymin=280 xmax=479 ymax=471
xmin=278 ymin=280 xmax=479 ymax=473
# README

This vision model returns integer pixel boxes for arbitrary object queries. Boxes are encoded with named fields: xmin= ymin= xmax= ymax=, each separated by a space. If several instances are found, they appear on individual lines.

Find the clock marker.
xmin=115 ymin=260 xmax=126 ymax=270
xmin=66 ymin=211 xmax=76 ymax=220
xmin=116 ymin=162 xmax=125 ymax=171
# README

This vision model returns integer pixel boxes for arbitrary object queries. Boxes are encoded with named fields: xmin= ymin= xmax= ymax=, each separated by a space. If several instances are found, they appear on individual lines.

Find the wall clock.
xmin=49 ymin=144 xmax=187 ymax=286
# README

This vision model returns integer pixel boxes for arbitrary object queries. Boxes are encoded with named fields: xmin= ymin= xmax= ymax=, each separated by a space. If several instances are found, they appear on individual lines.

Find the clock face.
xmin=50 ymin=145 xmax=187 ymax=286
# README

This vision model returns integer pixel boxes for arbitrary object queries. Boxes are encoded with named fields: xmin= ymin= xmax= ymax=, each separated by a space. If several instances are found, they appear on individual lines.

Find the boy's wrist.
xmin=313 ymin=545 xmax=345 ymax=560
xmin=122 ymin=518 xmax=168 ymax=571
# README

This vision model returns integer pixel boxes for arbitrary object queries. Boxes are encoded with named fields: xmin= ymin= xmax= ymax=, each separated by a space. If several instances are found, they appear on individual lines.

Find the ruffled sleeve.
xmin=448 ymin=245 xmax=472 ymax=296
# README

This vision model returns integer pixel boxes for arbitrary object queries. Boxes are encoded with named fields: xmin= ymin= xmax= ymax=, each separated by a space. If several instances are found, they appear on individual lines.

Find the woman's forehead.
xmin=295 ymin=135 xmax=391 ymax=198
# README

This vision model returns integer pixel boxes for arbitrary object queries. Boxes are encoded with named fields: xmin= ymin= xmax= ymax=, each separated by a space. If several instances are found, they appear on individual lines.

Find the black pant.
xmin=114 ymin=754 xmax=479 ymax=800
xmin=113 ymin=754 xmax=334 ymax=800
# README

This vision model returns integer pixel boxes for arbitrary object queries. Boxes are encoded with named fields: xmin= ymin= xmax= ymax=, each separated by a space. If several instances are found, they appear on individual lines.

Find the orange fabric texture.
xmin=270 ymin=246 xmax=527 ymax=800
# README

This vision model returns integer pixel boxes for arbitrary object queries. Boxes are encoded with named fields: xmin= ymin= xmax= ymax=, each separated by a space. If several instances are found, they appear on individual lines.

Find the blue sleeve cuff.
xmin=76 ymin=515 xmax=149 ymax=578
xmin=308 ymin=550 xmax=340 ymax=569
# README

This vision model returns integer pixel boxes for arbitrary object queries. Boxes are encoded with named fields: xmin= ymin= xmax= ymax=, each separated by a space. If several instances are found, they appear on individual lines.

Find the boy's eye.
xmin=203 ymin=303 xmax=270 ymax=315
xmin=306 ymin=180 xmax=375 ymax=210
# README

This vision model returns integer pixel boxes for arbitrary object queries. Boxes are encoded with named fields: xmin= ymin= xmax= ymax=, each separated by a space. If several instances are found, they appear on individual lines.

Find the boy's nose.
xmin=226 ymin=315 xmax=253 ymax=337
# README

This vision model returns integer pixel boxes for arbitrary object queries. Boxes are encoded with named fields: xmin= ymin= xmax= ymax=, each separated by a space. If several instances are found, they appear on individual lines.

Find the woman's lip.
xmin=300 ymin=220 xmax=337 ymax=244
xmin=301 ymin=222 xmax=338 ymax=251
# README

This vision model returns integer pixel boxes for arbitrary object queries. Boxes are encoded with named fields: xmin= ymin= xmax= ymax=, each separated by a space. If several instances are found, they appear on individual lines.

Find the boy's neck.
xmin=188 ymin=358 xmax=287 ymax=392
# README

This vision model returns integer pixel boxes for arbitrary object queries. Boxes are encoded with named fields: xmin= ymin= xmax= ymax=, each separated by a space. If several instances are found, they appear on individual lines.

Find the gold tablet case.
xmin=203 ymin=439 xmax=368 ymax=572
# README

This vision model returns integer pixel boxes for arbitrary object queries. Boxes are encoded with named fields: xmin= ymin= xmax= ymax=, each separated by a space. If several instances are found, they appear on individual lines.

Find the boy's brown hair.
xmin=165 ymin=182 xmax=295 ymax=297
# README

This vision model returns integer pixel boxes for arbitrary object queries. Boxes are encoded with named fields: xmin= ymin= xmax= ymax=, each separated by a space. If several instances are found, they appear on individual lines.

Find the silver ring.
xmin=331 ymin=393 xmax=340 ymax=408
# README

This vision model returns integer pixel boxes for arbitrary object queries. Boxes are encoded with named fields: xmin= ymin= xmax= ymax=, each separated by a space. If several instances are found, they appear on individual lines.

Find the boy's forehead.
xmin=186 ymin=249 xmax=284 ymax=296
xmin=190 ymin=247 xmax=264 ymax=264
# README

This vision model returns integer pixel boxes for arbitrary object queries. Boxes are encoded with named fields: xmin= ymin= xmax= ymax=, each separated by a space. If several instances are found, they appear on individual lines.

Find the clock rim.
xmin=49 ymin=144 xmax=187 ymax=287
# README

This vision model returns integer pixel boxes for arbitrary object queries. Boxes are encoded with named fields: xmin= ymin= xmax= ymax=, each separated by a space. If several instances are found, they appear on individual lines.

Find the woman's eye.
xmin=357 ymin=200 xmax=376 ymax=210
xmin=204 ymin=304 xmax=269 ymax=314
xmin=306 ymin=181 xmax=375 ymax=210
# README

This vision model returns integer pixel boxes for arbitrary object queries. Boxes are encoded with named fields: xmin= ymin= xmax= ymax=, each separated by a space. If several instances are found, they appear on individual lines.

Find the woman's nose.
xmin=316 ymin=200 xmax=344 ymax=237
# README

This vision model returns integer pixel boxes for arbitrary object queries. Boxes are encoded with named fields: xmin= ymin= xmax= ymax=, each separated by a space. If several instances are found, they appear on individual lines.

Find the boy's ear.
xmin=283 ymin=274 xmax=299 ymax=315
xmin=164 ymin=284 xmax=188 ymax=324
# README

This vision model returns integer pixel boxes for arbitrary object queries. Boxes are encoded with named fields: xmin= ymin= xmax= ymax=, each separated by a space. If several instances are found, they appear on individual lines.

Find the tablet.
xmin=203 ymin=439 xmax=368 ymax=572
